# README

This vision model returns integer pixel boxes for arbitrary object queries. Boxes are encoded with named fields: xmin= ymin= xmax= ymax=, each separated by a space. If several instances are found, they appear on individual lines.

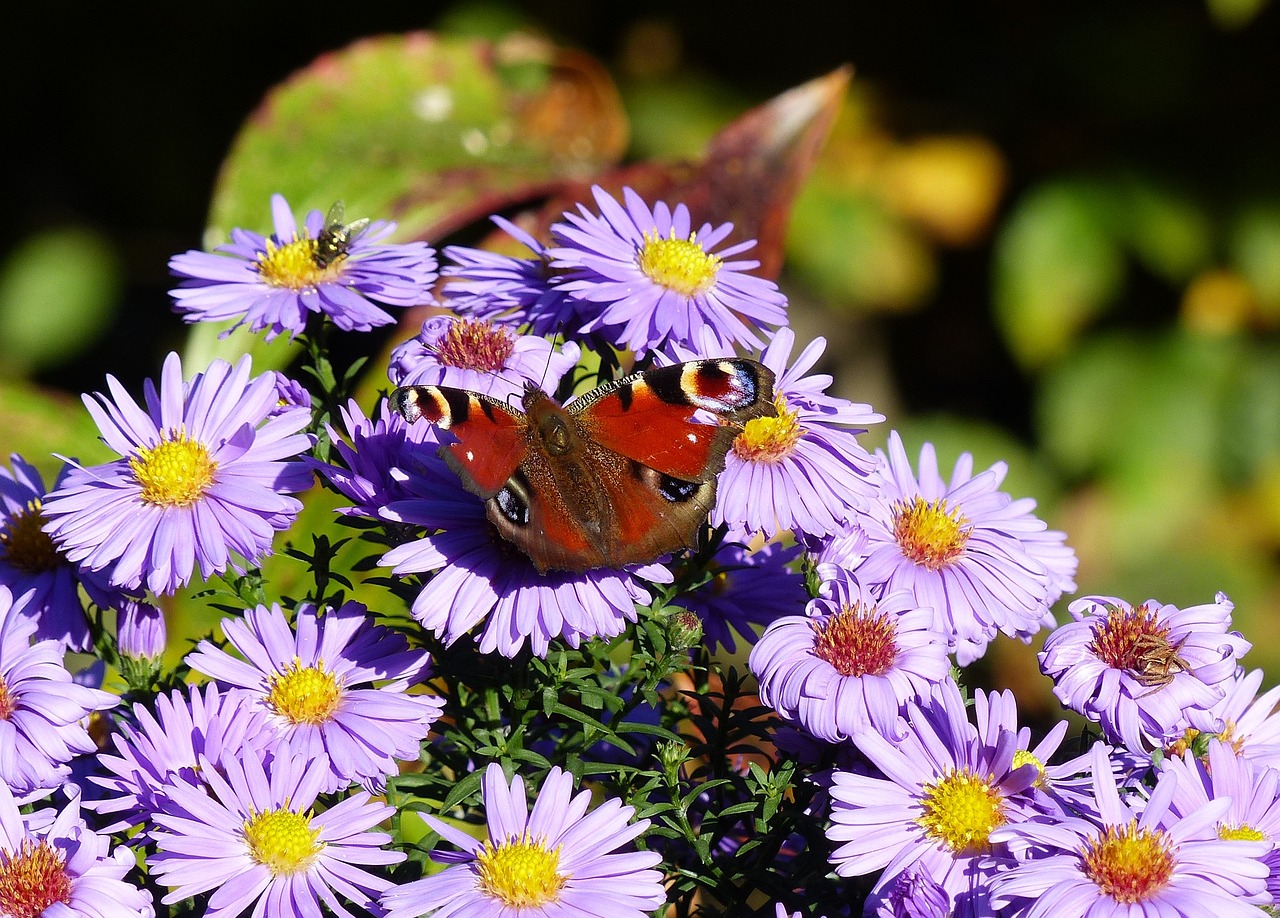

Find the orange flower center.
xmin=811 ymin=602 xmax=898 ymax=676
xmin=433 ymin=319 xmax=516 ymax=371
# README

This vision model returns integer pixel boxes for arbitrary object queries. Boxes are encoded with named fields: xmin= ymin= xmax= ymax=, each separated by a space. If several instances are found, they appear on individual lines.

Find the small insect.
xmin=313 ymin=201 xmax=370 ymax=268
xmin=1129 ymin=632 xmax=1191 ymax=695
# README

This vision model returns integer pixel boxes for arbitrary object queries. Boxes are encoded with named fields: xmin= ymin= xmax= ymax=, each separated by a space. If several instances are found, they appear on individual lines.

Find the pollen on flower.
xmin=242 ymin=808 xmax=323 ymax=875
xmin=433 ymin=318 xmax=516 ymax=371
xmin=0 ymin=839 xmax=72 ymax=918
xmin=916 ymin=768 xmax=1007 ymax=855
xmin=734 ymin=397 xmax=802 ymax=463
xmin=476 ymin=834 xmax=567 ymax=908
xmin=892 ymin=497 xmax=971 ymax=571
xmin=0 ymin=677 xmax=14 ymax=720
xmin=1011 ymin=749 xmax=1046 ymax=786
xmin=636 ymin=229 xmax=721 ymax=297
xmin=255 ymin=237 xmax=343 ymax=290
xmin=266 ymin=659 xmax=342 ymax=725
xmin=811 ymin=602 xmax=898 ymax=677
xmin=0 ymin=500 xmax=60 ymax=573
xmin=1081 ymin=820 xmax=1174 ymax=903
xmin=1219 ymin=822 xmax=1266 ymax=842
xmin=129 ymin=431 xmax=217 ymax=508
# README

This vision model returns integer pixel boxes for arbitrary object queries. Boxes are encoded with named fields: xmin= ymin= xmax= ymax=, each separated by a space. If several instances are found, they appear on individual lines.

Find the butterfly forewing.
xmin=389 ymin=385 xmax=529 ymax=497
xmin=571 ymin=359 xmax=776 ymax=482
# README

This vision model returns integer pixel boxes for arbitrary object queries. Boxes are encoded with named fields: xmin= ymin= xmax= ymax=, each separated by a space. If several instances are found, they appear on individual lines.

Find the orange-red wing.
xmin=571 ymin=359 xmax=775 ymax=482
xmin=389 ymin=385 xmax=528 ymax=498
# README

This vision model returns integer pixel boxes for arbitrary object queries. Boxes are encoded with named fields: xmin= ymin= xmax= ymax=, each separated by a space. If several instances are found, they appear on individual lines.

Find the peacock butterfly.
xmin=390 ymin=359 xmax=776 ymax=573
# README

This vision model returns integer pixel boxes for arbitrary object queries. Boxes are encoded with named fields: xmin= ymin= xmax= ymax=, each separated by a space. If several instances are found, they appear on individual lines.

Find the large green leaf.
xmin=186 ymin=30 xmax=628 ymax=369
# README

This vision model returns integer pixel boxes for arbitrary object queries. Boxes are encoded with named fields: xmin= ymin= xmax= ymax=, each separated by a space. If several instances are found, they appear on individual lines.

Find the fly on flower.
xmin=169 ymin=193 xmax=437 ymax=340
xmin=313 ymin=201 xmax=371 ymax=268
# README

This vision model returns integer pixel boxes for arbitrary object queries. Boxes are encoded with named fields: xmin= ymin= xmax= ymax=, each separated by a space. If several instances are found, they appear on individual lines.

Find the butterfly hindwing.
xmin=389 ymin=385 xmax=529 ymax=497
xmin=571 ymin=359 xmax=776 ymax=482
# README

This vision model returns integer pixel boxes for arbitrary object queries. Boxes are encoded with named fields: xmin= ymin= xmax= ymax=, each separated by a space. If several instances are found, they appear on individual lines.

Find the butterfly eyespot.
xmin=494 ymin=485 xmax=529 ymax=526
xmin=658 ymin=475 xmax=700 ymax=503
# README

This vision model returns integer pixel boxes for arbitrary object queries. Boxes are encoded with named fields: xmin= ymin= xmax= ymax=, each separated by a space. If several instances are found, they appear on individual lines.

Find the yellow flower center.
xmin=916 ymin=768 xmax=1007 ymax=855
xmin=129 ymin=432 xmax=217 ymax=508
xmin=1080 ymin=820 xmax=1174 ymax=903
xmin=266 ymin=660 xmax=342 ymax=725
xmin=1213 ymin=722 xmax=1246 ymax=755
xmin=1219 ymin=822 xmax=1266 ymax=842
xmin=1011 ymin=749 xmax=1046 ymax=786
xmin=892 ymin=497 xmax=970 ymax=571
xmin=636 ymin=230 xmax=720 ymax=297
xmin=242 ymin=809 xmax=323 ymax=875
xmin=733 ymin=397 xmax=801 ymax=463
xmin=255 ymin=237 xmax=343 ymax=290
xmin=0 ymin=501 xmax=60 ymax=573
xmin=434 ymin=319 xmax=516 ymax=371
xmin=811 ymin=602 xmax=898 ymax=677
xmin=0 ymin=840 xmax=72 ymax=918
xmin=476 ymin=834 xmax=567 ymax=908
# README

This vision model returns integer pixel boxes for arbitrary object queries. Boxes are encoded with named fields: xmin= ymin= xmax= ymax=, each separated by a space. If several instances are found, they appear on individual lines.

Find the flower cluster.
xmin=4 ymin=184 xmax=1276 ymax=918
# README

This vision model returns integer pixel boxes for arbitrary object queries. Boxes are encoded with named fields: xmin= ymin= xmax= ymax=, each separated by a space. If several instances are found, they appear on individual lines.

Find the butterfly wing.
xmin=570 ymin=358 xmax=776 ymax=482
xmin=389 ymin=385 xmax=528 ymax=498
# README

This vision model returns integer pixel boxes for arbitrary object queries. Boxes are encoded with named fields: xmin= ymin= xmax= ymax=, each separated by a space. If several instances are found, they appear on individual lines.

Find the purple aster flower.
xmin=381 ymin=762 xmax=665 ymax=918
xmin=41 ymin=352 xmax=314 ymax=596
xmin=89 ymin=683 xmax=270 ymax=837
xmin=169 ymin=193 xmax=437 ymax=340
xmin=312 ymin=397 xmax=444 ymax=522
xmin=988 ymin=744 xmax=1269 ymax=916
xmin=1039 ymin=593 xmax=1249 ymax=752
xmin=667 ymin=327 xmax=882 ymax=539
xmin=548 ymin=185 xmax=788 ymax=355
xmin=668 ymin=538 xmax=806 ymax=654
xmin=442 ymin=215 xmax=578 ymax=335
xmin=388 ymin=314 xmax=582 ymax=402
xmin=872 ymin=865 xmax=950 ymax=918
xmin=972 ymin=687 xmax=1111 ymax=820
xmin=851 ymin=431 xmax=1071 ymax=665
xmin=268 ymin=371 xmax=312 ymax=415
xmin=0 ymin=586 xmax=117 ymax=800
xmin=1163 ymin=738 xmax=1280 ymax=902
xmin=810 ymin=520 xmax=869 ymax=575
xmin=380 ymin=456 xmax=669 ymax=658
xmin=749 ymin=571 xmax=950 ymax=743
xmin=0 ymin=456 xmax=118 ymax=651
xmin=116 ymin=597 xmax=165 ymax=661
xmin=0 ymin=783 xmax=152 ymax=918
xmin=827 ymin=677 xmax=1040 ymax=914
xmin=774 ymin=904 xmax=828 ymax=918
xmin=149 ymin=742 xmax=402 ymax=918
xmin=185 ymin=601 xmax=444 ymax=793
xmin=1185 ymin=668 xmax=1280 ymax=767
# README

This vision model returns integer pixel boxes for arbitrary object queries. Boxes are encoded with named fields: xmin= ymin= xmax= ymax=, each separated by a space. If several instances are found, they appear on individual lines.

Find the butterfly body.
xmin=391 ymin=359 xmax=775 ymax=573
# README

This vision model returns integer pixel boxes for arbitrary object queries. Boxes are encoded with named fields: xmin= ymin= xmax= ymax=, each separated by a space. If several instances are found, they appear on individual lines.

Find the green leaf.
xmin=0 ymin=228 xmax=121 ymax=375
xmin=0 ymin=380 xmax=118 ymax=474
xmin=994 ymin=179 xmax=1124 ymax=368
xmin=1231 ymin=202 xmax=1280 ymax=316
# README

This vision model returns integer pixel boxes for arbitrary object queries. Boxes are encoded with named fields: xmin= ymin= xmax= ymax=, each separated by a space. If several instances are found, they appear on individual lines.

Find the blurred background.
xmin=5 ymin=0 xmax=1280 ymax=695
